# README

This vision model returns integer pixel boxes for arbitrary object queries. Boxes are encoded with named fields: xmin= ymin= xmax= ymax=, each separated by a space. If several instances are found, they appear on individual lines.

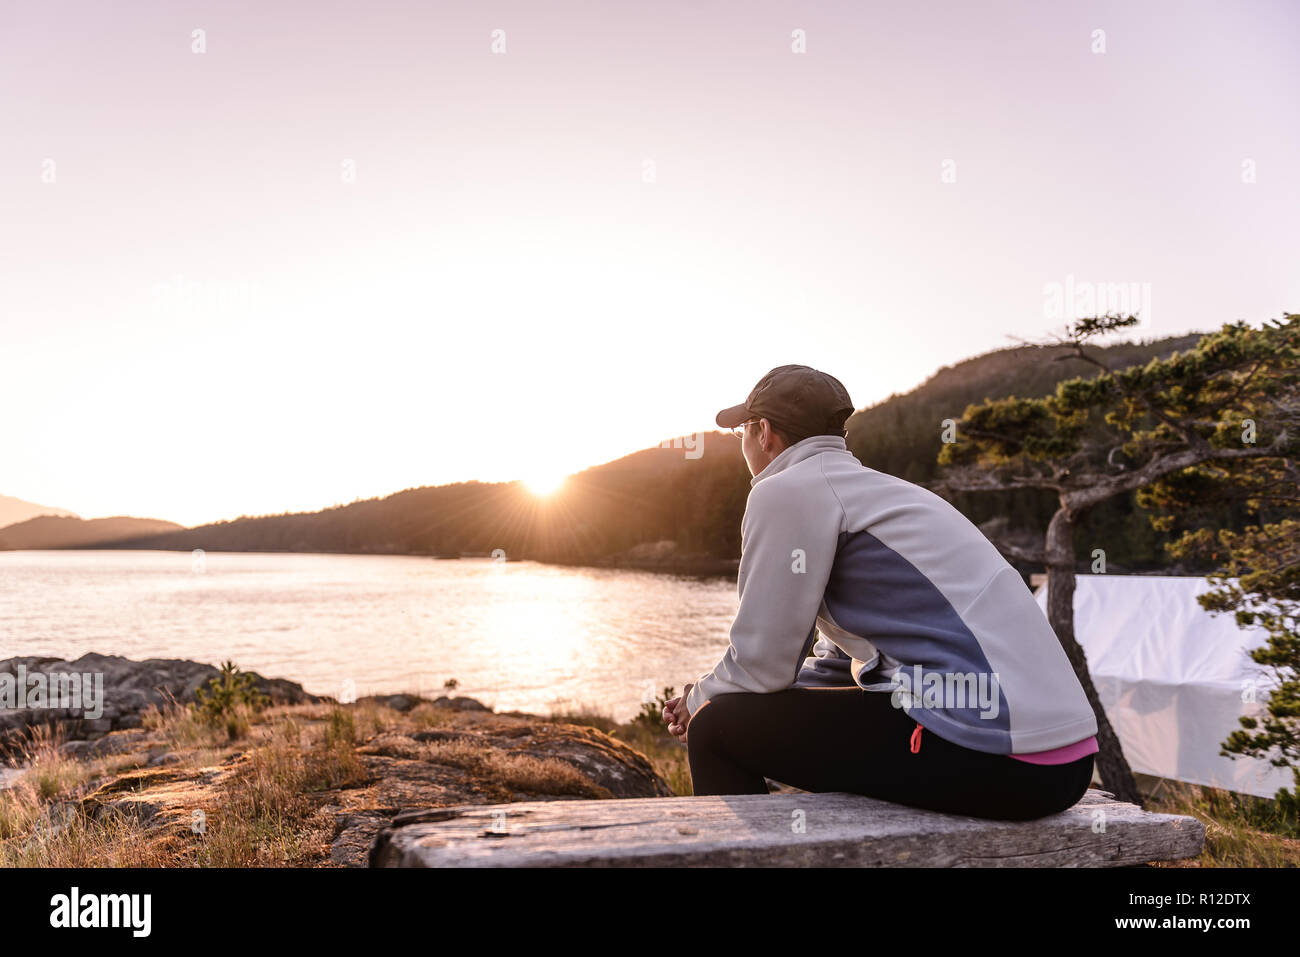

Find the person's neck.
xmin=755 ymin=443 xmax=786 ymax=473
xmin=750 ymin=434 xmax=848 ymax=486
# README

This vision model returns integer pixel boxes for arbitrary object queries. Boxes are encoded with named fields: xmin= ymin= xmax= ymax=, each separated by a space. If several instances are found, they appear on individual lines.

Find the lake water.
xmin=0 ymin=551 xmax=739 ymax=722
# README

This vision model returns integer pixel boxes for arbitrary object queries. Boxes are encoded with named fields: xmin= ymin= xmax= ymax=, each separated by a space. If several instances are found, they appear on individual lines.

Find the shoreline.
xmin=1 ymin=546 xmax=740 ymax=579
xmin=0 ymin=654 xmax=684 ymax=866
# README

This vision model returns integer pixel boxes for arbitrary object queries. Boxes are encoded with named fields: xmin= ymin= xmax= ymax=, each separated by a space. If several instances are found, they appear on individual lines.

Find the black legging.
xmin=686 ymin=686 xmax=1094 ymax=821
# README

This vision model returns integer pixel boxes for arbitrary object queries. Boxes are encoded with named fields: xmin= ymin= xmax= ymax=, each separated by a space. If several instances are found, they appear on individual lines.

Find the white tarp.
xmin=1034 ymin=574 xmax=1293 ymax=799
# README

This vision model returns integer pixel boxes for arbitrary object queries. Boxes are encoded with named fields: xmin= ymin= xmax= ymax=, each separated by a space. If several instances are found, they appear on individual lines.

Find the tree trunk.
xmin=1044 ymin=506 xmax=1144 ymax=806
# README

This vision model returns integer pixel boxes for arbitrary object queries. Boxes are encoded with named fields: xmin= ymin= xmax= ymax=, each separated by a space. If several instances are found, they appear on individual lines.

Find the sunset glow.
xmin=523 ymin=473 xmax=567 ymax=498
xmin=1 ymin=2 xmax=1296 ymax=528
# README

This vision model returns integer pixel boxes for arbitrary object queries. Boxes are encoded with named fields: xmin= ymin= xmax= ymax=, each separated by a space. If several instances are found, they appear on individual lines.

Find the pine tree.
xmin=934 ymin=314 xmax=1300 ymax=805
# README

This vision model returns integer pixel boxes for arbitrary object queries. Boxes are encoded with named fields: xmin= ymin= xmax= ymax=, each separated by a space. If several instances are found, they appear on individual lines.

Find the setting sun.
xmin=523 ymin=473 xmax=567 ymax=497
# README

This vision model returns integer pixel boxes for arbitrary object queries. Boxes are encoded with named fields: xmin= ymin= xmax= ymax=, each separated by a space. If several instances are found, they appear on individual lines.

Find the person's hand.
xmin=663 ymin=682 xmax=694 ymax=742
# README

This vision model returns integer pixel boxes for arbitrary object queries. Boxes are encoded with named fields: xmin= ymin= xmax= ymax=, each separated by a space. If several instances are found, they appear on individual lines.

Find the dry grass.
xmin=183 ymin=710 xmax=369 ymax=867
xmin=0 ymin=703 xmax=376 ymax=868
xmin=188 ymin=726 xmax=313 ymax=866
xmin=1146 ymin=779 xmax=1300 ymax=867
xmin=140 ymin=693 xmax=225 ymax=765
xmin=14 ymin=686 xmax=1300 ymax=869
xmin=0 ymin=788 xmax=168 ymax=867
xmin=618 ymin=723 xmax=692 ymax=796
xmin=545 ymin=703 xmax=622 ymax=735
xmin=489 ymin=751 xmax=608 ymax=797
xmin=0 ymin=724 xmax=168 ymax=867
xmin=417 ymin=739 xmax=610 ymax=797
xmin=20 ymin=724 xmax=89 ymax=800
xmin=407 ymin=702 xmax=456 ymax=730
xmin=352 ymin=701 xmax=394 ymax=736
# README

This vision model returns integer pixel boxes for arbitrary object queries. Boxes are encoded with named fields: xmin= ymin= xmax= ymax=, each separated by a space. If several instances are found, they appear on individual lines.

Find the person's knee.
xmin=685 ymin=696 xmax=733 ymax=753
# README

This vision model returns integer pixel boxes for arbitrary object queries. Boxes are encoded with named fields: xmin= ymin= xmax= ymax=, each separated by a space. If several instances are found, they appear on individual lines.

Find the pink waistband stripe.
xmin=1008 ymin=735 xmax=1099 ymax=765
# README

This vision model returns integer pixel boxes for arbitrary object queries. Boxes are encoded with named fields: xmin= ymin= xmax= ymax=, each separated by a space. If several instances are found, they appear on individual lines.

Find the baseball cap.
xmin=715 ymin=365 xmax=855 ymax=438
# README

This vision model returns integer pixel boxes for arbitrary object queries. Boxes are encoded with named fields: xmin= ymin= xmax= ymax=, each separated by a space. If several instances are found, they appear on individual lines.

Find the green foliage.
xmin=854 ymin=332 xmax=1201 ymax=484
xmin=930 ymin=313 xmax=1299 ymax=804
xmin=1068 ymin=314 xmax=1143 ymax=340
xmin=195 ymin=661 xmax=267 ymax=739
xmin=942 ymin=317 xmax=1298 ymax=483
xmin=939 ymin=316 xmax=1299 ymax=565
xmin=1178 ymin=522 xmax=1300 ymax=810
xmin=939 ymin=395 xmax=1088 ymax=466
xmin=1132 ymin=317 xmax=1300 ymax=810
xmin=1275 ymin=771 xmax=1300 ymax=832
xmin=851 ymin=331 xmax=1212 ymax=571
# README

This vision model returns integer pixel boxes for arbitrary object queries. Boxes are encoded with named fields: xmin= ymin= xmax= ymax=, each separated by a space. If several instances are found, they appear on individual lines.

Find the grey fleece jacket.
xmin=684 ymin=434 xmax=1098 ymax=755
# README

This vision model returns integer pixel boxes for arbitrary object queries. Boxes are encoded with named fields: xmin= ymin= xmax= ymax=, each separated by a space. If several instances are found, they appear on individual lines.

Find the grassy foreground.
xmin=1143 ymin=777 xmax=1300 ymax=867
xmin=0 ymin=694 xmax=679 ymax=867
xmin=2 ymin=690 xmax=1296 ymax=867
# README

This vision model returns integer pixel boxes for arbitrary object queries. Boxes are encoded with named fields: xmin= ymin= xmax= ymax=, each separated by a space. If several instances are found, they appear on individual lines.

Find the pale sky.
xmin=2 ymin=0 xmax=1297 ymax=527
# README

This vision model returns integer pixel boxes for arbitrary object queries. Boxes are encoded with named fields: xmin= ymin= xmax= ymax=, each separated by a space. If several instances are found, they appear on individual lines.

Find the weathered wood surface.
xmin=369 ymin=788 xmax=1205 ymax=867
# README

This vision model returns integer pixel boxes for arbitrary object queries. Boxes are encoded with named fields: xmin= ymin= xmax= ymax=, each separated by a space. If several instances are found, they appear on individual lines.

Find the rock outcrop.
xmin=331 ymin=709 xmax=673 ymax=865
xmin=0 ymin=653 xmax=321 ymax=755
xmin=0 ymin=655 xmax=676 ymax=867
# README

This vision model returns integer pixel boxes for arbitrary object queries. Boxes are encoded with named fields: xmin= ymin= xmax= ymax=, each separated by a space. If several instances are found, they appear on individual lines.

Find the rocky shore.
xmin=0 ymin=655 xmax=677 ymax=867
xmin=563 ymin=540 xmax=740 ymax=577
xmin=0 ymin=653 xmax=322 ymax=755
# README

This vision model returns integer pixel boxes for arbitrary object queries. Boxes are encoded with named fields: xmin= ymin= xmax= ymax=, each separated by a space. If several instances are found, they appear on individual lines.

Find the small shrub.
xmin=195 ymin=661 xmax=267 ymax=739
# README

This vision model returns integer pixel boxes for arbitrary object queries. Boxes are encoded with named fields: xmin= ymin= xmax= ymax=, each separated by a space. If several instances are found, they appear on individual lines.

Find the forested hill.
xmin=847 ymin=333 xmax=1205 ymax=571
xmin=85 ymin=332 xmax=1206 ymax=571
xmin=847 ymin=333 xmax=1203 ymax=485
xmin=95 ymin=436 xmax=752 ymax=566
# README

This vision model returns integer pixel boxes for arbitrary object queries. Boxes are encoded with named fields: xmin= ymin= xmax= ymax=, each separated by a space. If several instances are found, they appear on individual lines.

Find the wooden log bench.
xmin=369 ymin=788 xmax=1205 ymax=867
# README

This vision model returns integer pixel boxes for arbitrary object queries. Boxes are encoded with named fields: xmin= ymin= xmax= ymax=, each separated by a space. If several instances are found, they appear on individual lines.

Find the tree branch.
xmin=982 ymin=535 xmax=1047 ymax=565
xmin=1064 ymin=443 xmax=1291 ymax=509
xmin=930 ymin=469 xmax=1061 ymax=495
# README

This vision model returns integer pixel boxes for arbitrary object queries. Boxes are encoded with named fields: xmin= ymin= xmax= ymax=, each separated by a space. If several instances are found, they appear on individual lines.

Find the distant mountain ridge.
xmin=0 ymin=494 xmax=78 ymax=530
xmin=0 ymin=515 xmax=183 ymax=551
xmin=57 ymin=331 xmax=1213 ymax=574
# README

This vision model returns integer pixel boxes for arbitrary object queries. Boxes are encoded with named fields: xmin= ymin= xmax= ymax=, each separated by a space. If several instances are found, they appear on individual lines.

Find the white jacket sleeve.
xmin=685 ymin=471 xmax=843 ymax=717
